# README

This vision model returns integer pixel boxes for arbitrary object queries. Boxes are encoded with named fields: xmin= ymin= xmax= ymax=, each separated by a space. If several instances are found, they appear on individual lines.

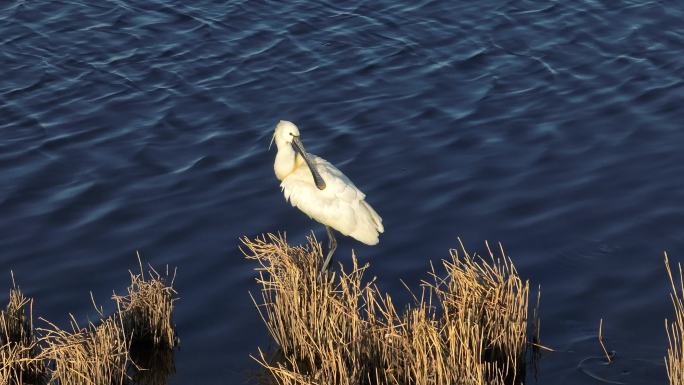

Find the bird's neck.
xmin=274 ymin=146 xmax=303 ymax=181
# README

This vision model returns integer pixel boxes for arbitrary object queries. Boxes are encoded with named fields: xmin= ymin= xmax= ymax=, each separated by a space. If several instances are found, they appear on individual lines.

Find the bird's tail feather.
xmin=362 ymin=201 xmax=384 ymax=233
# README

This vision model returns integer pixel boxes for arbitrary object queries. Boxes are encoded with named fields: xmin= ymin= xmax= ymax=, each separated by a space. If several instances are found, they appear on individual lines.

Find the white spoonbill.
xmin=271 ymin=120 xmax=384 ymax=272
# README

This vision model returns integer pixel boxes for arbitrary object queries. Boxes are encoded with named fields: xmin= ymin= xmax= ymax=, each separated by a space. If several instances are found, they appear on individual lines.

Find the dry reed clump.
xmin=39 ymin=315 xmax=130 ymax=385
xmin=112 ymin=260 xmax=178 ymax=349
xmin=0 ymin=283 xmax=45 ymax=385
xmin=112 ymin=261 xmax=178 ymax=385
xmin=665 ymin=252 xmax=684 ymax=385
xmin=0 ymin=262 xmax=178 ymax=385
xmin=242 ymin=233 xmax=538 ymax=385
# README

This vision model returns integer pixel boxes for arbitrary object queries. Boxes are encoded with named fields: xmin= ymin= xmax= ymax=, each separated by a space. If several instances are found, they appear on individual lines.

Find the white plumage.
xmin=281 ymin=154 xmax=384 ymax=244
xmin=271 ymin=120 xmax=383 ymax=270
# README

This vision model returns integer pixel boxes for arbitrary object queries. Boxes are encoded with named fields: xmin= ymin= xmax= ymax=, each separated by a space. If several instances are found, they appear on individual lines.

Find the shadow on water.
xmin=128 ymin=340 xmax=176 ymax=385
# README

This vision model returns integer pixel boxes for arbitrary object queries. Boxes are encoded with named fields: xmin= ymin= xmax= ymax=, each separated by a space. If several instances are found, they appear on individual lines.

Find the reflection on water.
xmin=130 ymin=342 xmax=176 ymax=385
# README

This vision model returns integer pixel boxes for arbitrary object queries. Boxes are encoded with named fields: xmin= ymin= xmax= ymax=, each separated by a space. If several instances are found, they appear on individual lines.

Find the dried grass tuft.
xmin=665 ymin=252 xmax=684 ymax=385
xmin=39 ymin=315 xmax=131 ymax=385
xmin=242 ymin=233 xmax=538 ymax=385
xmin=113 ymin=258 xmax=178 ymax=349
xmin=0 ymin=282 xmax=45 ymax=385
xmin=0 ymin=261 xmax=178 ymax=385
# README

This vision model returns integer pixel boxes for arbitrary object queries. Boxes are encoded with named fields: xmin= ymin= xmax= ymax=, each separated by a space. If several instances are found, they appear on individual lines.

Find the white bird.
xmin=271 ymin=120 xmax=384 ymax=272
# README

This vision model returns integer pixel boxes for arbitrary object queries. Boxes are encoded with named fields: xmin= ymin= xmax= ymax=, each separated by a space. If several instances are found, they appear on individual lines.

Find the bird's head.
xmin=270 ymin=120 xmax=326 ymax=190
xmin=270 ymin=120 xmax=301 ymax=150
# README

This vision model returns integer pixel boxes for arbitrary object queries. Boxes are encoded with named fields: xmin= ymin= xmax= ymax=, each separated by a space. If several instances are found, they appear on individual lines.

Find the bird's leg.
xmin=321 ymin=226 xmax=337 ymax=273
xmin=326 ymin=226 xmax=335 ymax=250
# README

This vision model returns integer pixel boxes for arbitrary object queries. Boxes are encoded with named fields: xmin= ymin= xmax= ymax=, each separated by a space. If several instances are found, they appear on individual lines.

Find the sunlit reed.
xmin=243 ymin=233 xmax=538 ymax=385
xmin=665 ymin=252 xmax=684 ymax=385
xmin=0 ymin=261 xmax=178 ymax=385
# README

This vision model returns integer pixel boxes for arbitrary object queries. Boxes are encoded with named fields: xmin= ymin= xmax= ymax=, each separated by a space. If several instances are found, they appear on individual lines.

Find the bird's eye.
xmin=289 ymin=133 xmax=294 ymax=136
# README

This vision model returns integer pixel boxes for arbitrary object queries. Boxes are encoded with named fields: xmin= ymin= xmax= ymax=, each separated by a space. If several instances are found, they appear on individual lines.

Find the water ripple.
xmin=2 ymin=1 xmax=684 ymax=384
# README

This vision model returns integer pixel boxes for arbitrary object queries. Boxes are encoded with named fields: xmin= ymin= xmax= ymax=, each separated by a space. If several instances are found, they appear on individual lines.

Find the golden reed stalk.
xmin=665 ymin=252 xmax=684 ymax=385
xmin=243 ymin=233 xmax=538 ymax=385
xmin=1 ymin=261 xmax=177 ymax=385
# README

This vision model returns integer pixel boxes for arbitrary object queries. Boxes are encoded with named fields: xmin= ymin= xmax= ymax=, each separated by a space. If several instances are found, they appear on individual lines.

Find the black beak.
xmin=291 ymin=136 xmax=326 ymax=190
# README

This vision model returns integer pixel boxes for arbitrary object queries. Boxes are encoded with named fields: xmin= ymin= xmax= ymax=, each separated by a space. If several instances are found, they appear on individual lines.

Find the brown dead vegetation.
xmin=1 ymin=280 xmax=44 ymax=385
xmin=0 ymin=262 xmax=177 ymax=385
xmin=242 ymin=233 xmax=539 ymax=385
xmin=665 ymin=252 xmax=684 ymax=385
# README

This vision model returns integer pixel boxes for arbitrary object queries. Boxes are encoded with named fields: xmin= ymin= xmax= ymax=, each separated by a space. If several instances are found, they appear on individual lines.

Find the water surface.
xmin=2 ymin=1 xmax=684 ymax=383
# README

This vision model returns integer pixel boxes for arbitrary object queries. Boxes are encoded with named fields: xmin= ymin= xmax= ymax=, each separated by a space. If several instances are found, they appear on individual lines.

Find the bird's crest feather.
xmin=268 ymin=130 xmax=276 ymax=150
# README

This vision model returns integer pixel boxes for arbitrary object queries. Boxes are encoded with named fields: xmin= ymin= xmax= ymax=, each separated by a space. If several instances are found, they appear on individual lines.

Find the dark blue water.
xmin=2 ymin=0 xmax=684 ymax=383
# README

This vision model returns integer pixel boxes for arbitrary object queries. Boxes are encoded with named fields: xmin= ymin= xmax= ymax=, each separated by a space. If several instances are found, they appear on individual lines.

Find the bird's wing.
xmin=313 ymin=155 xmax=366 ymax=200
xmin=280 ymin=155 xmax=367 ymax=236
